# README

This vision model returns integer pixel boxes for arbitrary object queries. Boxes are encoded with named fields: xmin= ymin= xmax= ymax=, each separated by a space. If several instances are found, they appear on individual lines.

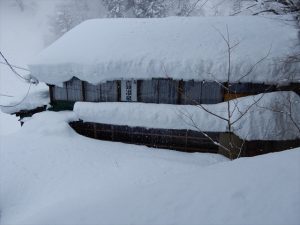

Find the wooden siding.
xmin=138 ymin=79 xmax=159 ymax=103
xmin=201 ymin=82 xmax=223 ymax=104
xmin=53 ymin=85 xmax=68 ymax=101
xmin=84 ymin=80 xmax=119 ymax=102
xmin=53 ymin=77 xmax=224 ymax=106
xmin=181 ymin=81 xmax=223 ymax=104
xmin=69 ymin=121 xmax=300 ymax=159
xmin=66 ymin=78 xmax=83 ymax=101
xmin=157 ymin=79 xmax=178 ymax=104
xmin=53 ymin=78 xmax=119 ymax=103
xmin=181 ymin=80 xmax=202 ymax=104
xmin=228 ymin=83 xmax=276 ymax=94
xmin=50 ymin=78 xmax=300 ymax=107
xmin=85 ymin=82 xmax=101 ymax=102
xmin=137 ymin=79 xmax=179 ymax=104
xmin=69 ymin=121 xmax=220 ymax=153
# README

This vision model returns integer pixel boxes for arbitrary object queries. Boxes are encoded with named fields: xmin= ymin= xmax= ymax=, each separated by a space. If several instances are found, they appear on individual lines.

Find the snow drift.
xmin=0 ymin=110 xmax=299 ymax=225
xmin=0 ymin=89 xmax=50 ymax=114
xmin=74 ymin=91 xmax=300 ymax=141
xmin=29 ymin=16 xmax=300 ymax=85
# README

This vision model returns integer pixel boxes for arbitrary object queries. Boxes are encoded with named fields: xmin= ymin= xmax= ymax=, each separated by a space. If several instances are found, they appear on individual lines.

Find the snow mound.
xmin=0 ymin=110 xmax=228 ymax=225
xmin=0 ymin=88 xmax=50 ymax=114
xmin=20 ymin=111 xmax=78 ymax=137
xmin=29 ymin=16 xmax=300 ymax=85
xmin=0 ymin=111 xmax=20 ymax=135
xmin=0 ymin=109 xmax=299 ymax=225
xmin=74 ymin=91 xmax=300 ymax=140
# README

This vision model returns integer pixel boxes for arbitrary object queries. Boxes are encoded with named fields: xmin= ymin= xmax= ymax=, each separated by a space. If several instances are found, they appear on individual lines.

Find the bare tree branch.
xmin=237 ymin=46 xmax=272 ymax=82
xmin=185 ymin=0 xmax=210 ymax=16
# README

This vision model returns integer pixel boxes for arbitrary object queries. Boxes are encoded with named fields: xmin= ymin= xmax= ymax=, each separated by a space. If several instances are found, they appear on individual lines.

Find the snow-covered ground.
xmin=0 ymin=111 xmax=300 ymax=225
xmin=0 ymin=111 xmax=19 ymax=135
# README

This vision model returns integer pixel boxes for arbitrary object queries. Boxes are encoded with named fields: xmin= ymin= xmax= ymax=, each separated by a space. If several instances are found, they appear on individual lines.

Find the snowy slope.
xmin=0 ymin=111 xmax=19 ymax=135
xmin=74 ymin=91 xmax=300 ymax=141
xmin=0 ymin=111 xmax=299 ymax=225
xmin=29 ymin=16 xmax=300 ymax=85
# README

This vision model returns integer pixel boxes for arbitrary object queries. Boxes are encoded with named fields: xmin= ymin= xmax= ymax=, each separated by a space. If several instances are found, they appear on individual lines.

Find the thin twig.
xmin=0 ymin=83 xmax=32 ymax=108
xmin=0 ymin=61 xmax=30 ymax=72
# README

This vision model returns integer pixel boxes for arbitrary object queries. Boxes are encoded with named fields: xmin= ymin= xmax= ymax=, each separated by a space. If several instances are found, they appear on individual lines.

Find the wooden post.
xmin=81 ymin=81 xmax=86 ymax=101
xmin=111 ymin=125 xmax=114 ymax=141
xmin=117 ymin=80 xmax=121 ymax=102
xmin=137 ymin=80 xmax=142 ymax=102
xmin=177 ymin=80 xmax=183 ymax=104
xmin=65 ymin=82 xmax=69 ymax=101
xmin=48 ymin=84 xmax=54 ymax=104
xmin=156 ymin=79 xmax=160 ymax=103
xmin=93 ymin=123 xmax=97 ymax=139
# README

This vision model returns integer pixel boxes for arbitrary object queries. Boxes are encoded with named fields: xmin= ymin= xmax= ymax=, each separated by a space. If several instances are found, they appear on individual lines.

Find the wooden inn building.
xmin=27 ymin=16 xmax=300 ymax=158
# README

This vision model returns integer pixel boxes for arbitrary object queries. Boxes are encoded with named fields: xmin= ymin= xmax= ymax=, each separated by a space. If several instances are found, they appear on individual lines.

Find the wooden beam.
xmin=177 ymin=80 xmax=183 ymax=104
xmin=48 ymin=84 xmax=54 ymax=104
xmin=117 ymin=80 xmax=121 ymax=102
xmin=137 ymin=80 xmax=142 ymax=102
xmin=81 ymin=81 xmax=86 ymax=101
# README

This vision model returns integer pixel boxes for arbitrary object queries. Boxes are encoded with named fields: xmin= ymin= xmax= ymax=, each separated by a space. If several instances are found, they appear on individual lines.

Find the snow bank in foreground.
xmin=0 ymin=110 xmax=299 ymax=225
xmin=74 ymin=91 xmax=300 ymax=141
xmin=29 ymin=16 xmax=300 ymax=85
xmin=0 ymin=111 xmax=20 ymax=135
xmin=19 ymin=149 xmax=299 ymax=225
xmin=0 ymin=111 xmax=227 ymax=225
xmin=20 ymin=111 xmax=78 ymax=137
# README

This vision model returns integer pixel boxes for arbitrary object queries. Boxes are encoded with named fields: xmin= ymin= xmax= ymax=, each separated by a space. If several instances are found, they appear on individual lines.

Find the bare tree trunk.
xmin=177 ymin=26 xmax=271 ymax=159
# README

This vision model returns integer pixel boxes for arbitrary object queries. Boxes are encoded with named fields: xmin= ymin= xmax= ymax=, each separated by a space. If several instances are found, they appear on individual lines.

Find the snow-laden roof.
xmin=29 ymin=16 xmax=300 ymax=85
xmin=74 ymin=91 xmax=300 ymax=141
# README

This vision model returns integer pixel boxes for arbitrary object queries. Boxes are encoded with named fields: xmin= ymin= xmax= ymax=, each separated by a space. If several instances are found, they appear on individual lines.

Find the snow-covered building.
xmin=26 ymin=16 xmax=300 ymax=158
xmin=29 ymin=16 xmax=300 ymax=110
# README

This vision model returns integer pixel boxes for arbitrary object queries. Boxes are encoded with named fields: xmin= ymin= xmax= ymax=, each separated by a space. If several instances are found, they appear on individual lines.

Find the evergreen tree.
xmin=133 ymin=0 xmax=166 ymax=18
xmin=50 ymin=0 xmax=105 ymax=41
xmin=103 ymin=0 xmax=127 ymax=17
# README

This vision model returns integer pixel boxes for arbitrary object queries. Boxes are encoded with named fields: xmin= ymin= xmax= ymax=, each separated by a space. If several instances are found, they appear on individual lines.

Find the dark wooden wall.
xmin=69 ymin=121 xmax=220 ymax=153
xmin=69 ymin=121 xmax=300 ymax=159
xmin=84 ymin=81 xmax=119 ymax=102
xmin=51 ymin=77 xmax=224 ymax=105
xmin=182 ymin=80 xmax=223 ymax=104
xmin=51 ymin=77 xmax=298 ymax=107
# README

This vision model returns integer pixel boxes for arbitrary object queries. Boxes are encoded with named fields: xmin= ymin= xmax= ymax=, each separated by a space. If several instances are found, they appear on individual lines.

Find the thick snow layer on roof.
xmin=74 ymin=91 xmax=300 ymax=141
xmin=29 ymin=16 xmax=300 ymax=85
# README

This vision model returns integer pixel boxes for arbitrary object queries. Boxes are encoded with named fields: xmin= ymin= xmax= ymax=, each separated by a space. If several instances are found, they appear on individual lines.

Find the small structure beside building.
xmin=0 ymin=89 xmax=49 ymax=125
